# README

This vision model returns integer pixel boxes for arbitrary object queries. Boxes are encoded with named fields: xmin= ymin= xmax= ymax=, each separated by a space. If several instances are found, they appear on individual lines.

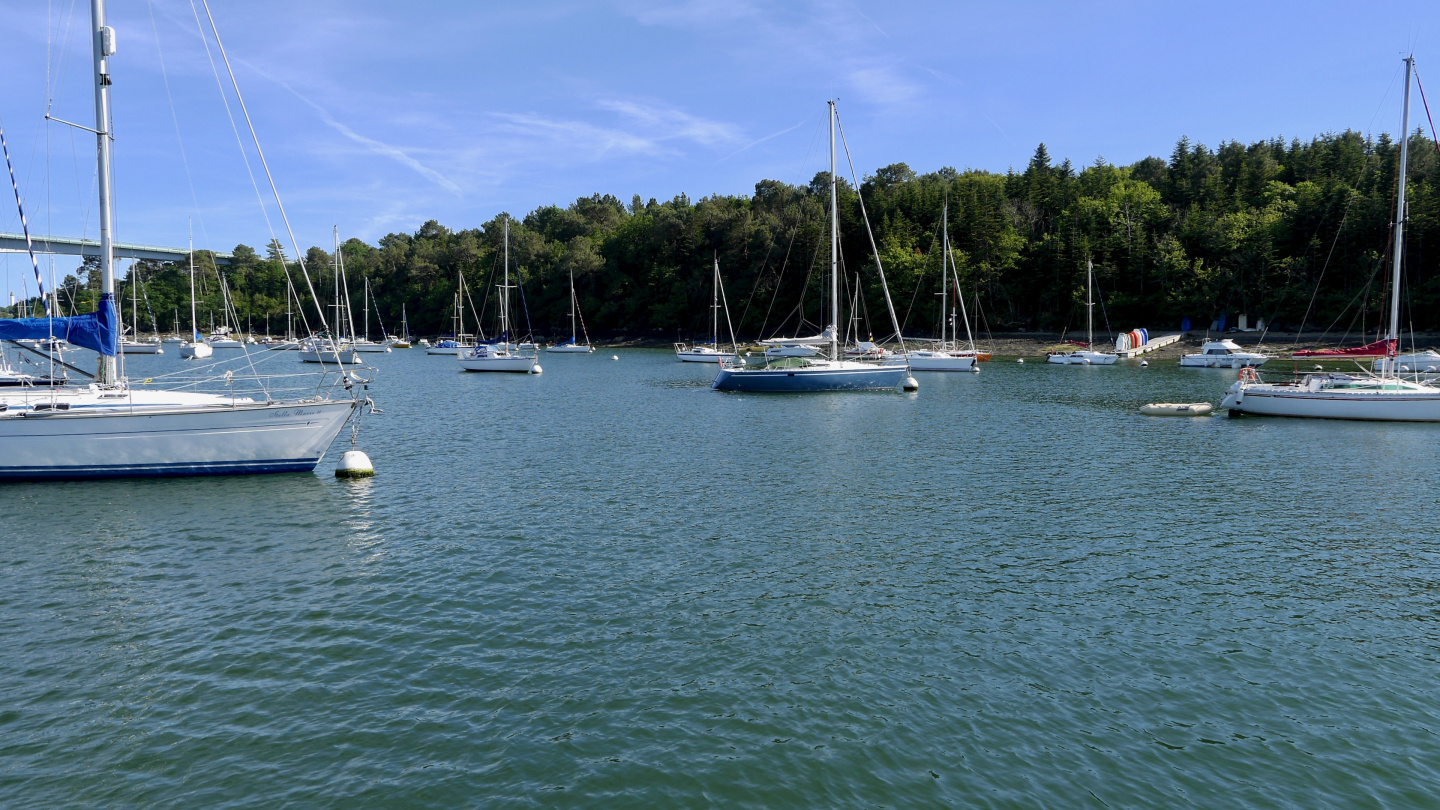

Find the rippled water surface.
xmin=4 ymin=350 xmax=1440 ymax=807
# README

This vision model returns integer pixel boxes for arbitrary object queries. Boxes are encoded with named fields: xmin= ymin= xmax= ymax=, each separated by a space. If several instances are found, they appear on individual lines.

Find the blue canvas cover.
xmin=0 ymin=293 xmax=118 ymax=356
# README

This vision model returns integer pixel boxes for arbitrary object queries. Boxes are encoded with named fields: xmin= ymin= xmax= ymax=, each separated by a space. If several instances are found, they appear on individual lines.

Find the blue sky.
xmin=1 ymin=0 xmax=1437 ymax=297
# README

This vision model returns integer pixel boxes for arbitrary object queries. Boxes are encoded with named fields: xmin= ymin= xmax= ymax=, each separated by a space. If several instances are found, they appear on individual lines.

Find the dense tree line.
xmin=28 ymin=129 xmax=1440 ymax=342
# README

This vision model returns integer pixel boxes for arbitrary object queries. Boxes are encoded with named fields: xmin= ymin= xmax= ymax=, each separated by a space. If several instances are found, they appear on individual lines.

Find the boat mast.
xmin=712 ymin=253 xmax=720 ymax=345
xmin=188 ymin=227 xmax=197 ymax=341
xmin=829 ymin=100 xmax=839 ymax=362
xmin=332 ymin=226 xmax=340 ymax=339
xmin=942 ymin=202 xmax=949 ymax=346
xmin=502 ymin=216 xmax=511 ymax=342
xmin=1387 ymin=56 xmax=1413 ymax=378
xmin=1086 ymin=258 xmax=1095 ymax=348
xmin=90 ymin=0 xmax=118 ymax=383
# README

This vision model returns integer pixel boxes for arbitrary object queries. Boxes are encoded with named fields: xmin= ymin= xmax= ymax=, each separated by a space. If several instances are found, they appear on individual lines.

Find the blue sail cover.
xmin=0 ymin=293 xmax=118 ymax=356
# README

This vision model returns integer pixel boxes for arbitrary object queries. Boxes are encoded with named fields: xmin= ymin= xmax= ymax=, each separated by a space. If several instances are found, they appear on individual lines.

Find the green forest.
xmin=31 ymin=129 xmax=1440 ymax=343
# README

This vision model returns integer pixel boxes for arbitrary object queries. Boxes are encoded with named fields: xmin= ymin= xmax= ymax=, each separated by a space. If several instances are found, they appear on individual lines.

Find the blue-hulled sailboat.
xmin=712 ymin=101 xmax=910 ymax=393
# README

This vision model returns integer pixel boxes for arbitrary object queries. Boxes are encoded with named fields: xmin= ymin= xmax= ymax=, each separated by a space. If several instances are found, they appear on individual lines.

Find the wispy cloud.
xmin=251 ymin=65 xmax=463 ymax=195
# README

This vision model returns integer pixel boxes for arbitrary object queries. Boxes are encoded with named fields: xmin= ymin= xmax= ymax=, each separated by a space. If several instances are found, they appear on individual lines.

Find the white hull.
xmin=1048 ymin=351 xmax=1118 ymax=365
xmin=0 ymin=388 xmax=355 ymax=479
xmin=457 ymin=352 xmax=540 ymax=373
xmin=904 ymin=350 xmax=976 ymax=371
xmin=547 ymin=344 xmax=594 ymax=353
xmin=1223 ymin=378 xmax=1440 ymax=421
xmin=120 ymin=342 xmax=163 ymax=354
xmin=1179 ymin=355 xmax=1268 ymax=368
xmin=425 ymin=347 xmax=462 ymax=355
xmin=352 ymin=341 xmax=392 ymax=353
xmin=299 ymin=348 xmax=360 ymax=364
xmin=677 ymin=351 xmax=738 ymax=363
xmin=210 ymin=339 xmax=244 ymax=349
xmin=178 ymin=342 xmax=213 ymax=359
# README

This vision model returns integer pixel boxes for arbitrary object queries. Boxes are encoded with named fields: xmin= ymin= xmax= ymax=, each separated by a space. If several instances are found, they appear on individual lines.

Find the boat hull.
xmin=120 ymin=342 xmax=163 ymax=354
xmin=712 ymin=362 xmax=906 ymax=392
xmin=458 ymin=355 xmax=540 ymax=373
xmin=1222 ymin=384 xmax=1440 ymax=421
xmin=1180 ymin=355 xmax=1268 ymax=368
xmin=178 ymin=343 xmax=213 ymax=359
xmin=905 ymin=351 xmax=976 ymax=371
xmin=0 ymin=399 xmax=356 ymax=480
xmin=1047 ymin=351 xmax=1118 ymax=365
xmin=547 ymin=345 xmax=594 ymax=354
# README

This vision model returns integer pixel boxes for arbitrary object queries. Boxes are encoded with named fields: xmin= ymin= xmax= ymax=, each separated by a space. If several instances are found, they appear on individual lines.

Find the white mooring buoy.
xmin=529 ymin=363 xmax=543 ymax=374
xmin=335 ymin=449 xmax=374 ymax=478
xmin=1140 ymin=360 xmax=1148 ymax=367
xmin=612 ymin=354 xmax=619 ymax=361
xmin=899 ymin=375 xmax=919 ymax=392
xmin=1016 ymin=358 xmax=1024 ymax=364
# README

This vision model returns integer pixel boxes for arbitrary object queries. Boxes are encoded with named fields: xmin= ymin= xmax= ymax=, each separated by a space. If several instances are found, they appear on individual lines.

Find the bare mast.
xmin=90 ymin=0 xmax=118 ymax=383
xmin=828 ymin=100 xmax=839 ymax=362
xmin=1386 ymin=57 xmax=1413 ymax=378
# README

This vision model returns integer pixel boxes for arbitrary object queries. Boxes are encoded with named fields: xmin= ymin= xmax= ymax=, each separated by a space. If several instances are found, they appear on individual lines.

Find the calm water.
xmin=4 ymin=349 xmax=1439 ymax=807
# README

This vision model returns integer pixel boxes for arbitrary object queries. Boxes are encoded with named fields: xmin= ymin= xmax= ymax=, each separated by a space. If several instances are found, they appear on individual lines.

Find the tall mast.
xmin=1387 ymin=56 xmax=1413 ymax=377
xmin=1086 ymin=258 xmax=1095 ymax=348
xmin=717 ymin=250 xmax=725 ymax=341
xmin=90 ymin=0 xmax=117 ymax=382
xmin=942 ymin=202 xmax=949 ymax=346
xmin=828 ymin=100 xmax=839 ymax=362
xmin=332 ymin=225 xmax=340 ymax=338
xmin=502 ymin=216 xmax=511 ymax=340
xmin=188 ymin=226 xmax=197 ymax=341
xmin=569 ymin=263 xmax=577 ymax=343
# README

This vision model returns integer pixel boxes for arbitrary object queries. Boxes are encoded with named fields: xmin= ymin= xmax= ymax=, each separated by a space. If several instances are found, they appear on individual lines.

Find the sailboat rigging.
xmin=712 ymin=101 xmax=911 ymax=392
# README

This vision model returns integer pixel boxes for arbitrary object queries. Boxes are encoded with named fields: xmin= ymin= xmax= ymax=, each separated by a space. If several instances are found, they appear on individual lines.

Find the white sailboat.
xmin=387 ymin=304 xmax=412 ymax=348
xmin=1047 ymin=259 xmax=1117 ymax=365
xmin=1222 ymin=56 xmax=1440 ymax=421
xmin=905 ymin=202 xmax=977 ymax=372
xmin=426 ymin=272 xmax=476 ymax=355
xmin=0 ymin=0 xmax=360 ymax=479
xmin=547 ymin=257 xmax=594 ymax=353
xmin=712 ymin=101 xmax=910 ymax=392
xmin=119 ymin=262 xmax=162 ymax=354
xmin=352 ymin=276 xmax=390 ymax=352
xmin=178 ymin=234 xmax=213 ymax=360
xmin=459 ymin=217 xmax=541 ymax=373
xmin=675 ymin=256 xmax=742 ymax=363
xmin=300 ymin=227 xmax=360 ymax=363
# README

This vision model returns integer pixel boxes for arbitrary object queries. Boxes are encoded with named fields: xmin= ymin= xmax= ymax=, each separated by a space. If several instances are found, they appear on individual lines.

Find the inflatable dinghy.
xmin=1140 ymin=402 xmax=1214 ymax=417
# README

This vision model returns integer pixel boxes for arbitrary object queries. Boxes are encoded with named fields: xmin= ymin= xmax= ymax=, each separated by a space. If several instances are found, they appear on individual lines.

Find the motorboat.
xmin=1180 ymin=339 xmax=1269 ymax=368
xmin=1372 ymin=350 xmax=1440 ymax=374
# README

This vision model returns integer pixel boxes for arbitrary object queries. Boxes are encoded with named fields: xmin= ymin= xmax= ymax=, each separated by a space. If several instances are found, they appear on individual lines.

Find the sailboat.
xmin=119 ymin=262 xmax=162 ymax=353
xmin=675 ymin=256 xmax=742 ymax=363
xmin=387 ymin=304 xmax=412 ymax=348
xmin=0 ymin=1 xmax=359 ymax=479
xmin=547 ymin=257 xmax=594 ymax=353
xmin=1222 ymin=56 xmax=1440 ymax=420
xmin=459 ymin=217 xmax=541 ymax=372
xmin=352 ymin=277 xmax=390 ymax=352
xmin=178 ymin=234 xmax=213 ymax=359
xmin=1047 ymin=259 xmax=1117 ymax=365
xmin=904 ymin=202 xmax=978 ymax=371
xmin=712 ymin=101 xmax=910 ymax=392
xmin=300 ymin=227 xmax=360 ymax=363
xmin=426 ymin=271 xmax=476 ymax=355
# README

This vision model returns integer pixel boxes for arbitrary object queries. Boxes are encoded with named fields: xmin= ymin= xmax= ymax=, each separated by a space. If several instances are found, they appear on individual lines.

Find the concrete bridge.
xmin=0 ymin=232 xmax=233 ymax=265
